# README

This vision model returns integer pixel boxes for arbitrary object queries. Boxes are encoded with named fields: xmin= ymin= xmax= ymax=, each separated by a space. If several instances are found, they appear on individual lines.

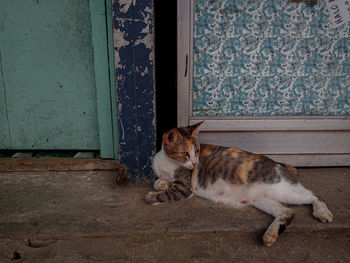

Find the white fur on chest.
xmin=152 ymin=148 xmax=180 ymax=182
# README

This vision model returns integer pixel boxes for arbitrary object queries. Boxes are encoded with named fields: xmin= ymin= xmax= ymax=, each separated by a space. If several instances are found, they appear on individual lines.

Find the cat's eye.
xmin=180 ymin=152 xmax=188 ymax=157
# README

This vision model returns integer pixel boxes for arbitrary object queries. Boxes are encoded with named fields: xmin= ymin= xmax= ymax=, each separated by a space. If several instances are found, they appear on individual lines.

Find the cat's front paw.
xmin=145 ymin=191 xmax=163 ymax=205
xmin=153 ymin=178 xmax=169 ymax=191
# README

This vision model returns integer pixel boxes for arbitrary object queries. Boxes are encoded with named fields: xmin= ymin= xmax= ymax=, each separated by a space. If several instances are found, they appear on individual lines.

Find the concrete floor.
xmin=0 ymin=167 xmax=349 ymax=262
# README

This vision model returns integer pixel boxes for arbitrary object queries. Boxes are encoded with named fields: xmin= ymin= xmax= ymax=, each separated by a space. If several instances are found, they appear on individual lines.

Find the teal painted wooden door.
xmin=0 ymin=0 xmax=117 ymax=158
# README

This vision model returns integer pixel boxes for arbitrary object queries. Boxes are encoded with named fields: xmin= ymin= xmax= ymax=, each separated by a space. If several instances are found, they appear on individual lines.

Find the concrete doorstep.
xmin=0 ymin=168 xmax=349 ymax=262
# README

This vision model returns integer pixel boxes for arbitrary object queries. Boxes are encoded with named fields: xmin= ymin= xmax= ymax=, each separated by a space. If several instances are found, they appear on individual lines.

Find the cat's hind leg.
xmin=312 ymin=197 xmax=334 ymax=223
xmin=252 ymin=198 xmax=294 ymax=247
xmin=267 ymin=179 xmax=334 ymax=223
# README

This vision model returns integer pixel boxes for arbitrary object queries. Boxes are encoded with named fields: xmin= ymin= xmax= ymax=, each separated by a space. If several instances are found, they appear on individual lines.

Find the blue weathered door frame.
xmin=112 ymin=0 xmax=156 ymax=182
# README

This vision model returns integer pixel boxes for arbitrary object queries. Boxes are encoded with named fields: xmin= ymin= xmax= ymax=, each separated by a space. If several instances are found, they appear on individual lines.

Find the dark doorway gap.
xmin=154 ymin=0 xmax=178 ymax=151
xmin=0 ymin=150 xmax=99 ymax=158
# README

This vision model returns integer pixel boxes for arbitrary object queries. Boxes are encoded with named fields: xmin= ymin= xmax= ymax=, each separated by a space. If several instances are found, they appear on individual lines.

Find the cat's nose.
xmin=192 ymin=160 xmax=198 ymax=166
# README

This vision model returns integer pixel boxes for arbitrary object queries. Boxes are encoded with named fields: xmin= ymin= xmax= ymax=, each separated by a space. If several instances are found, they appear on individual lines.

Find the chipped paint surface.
xmin=118 ymin=0 xmax=135 ymax=13
xmin=113 ymin=28 xmax=130 ymax=48
xmin=113 ymin=0 xmax=155 ymax=183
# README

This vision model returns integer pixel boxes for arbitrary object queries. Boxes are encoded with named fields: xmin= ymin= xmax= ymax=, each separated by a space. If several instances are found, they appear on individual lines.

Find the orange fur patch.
xmin=185 ymin=140 xmax=193 ymax=151
xmin=228 ymin=147 xmax=243 ymax=153
xmin=237 ymin=158 xmax=255 ymax=183
xmin=230 ymin=151 xmax=239 ymax=158
xmin=283 ymin=163 xmax=297 ymax=175
xmin=253 ymin=154 xmax=261 ymax=161
xmin=190 ymin=166 xmax=198 ymax=192
xmin=202 ymin=148 xmax=212 ymax=157
xmin=228 ymin=148 xmax=242 ymax=158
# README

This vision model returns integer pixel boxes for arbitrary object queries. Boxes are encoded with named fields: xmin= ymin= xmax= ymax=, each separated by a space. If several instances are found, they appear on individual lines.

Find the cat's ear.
xmin=162 ymin=130 xmax=179 ymax=146
xmin=189 ymin=121 xmax=204 ymax=137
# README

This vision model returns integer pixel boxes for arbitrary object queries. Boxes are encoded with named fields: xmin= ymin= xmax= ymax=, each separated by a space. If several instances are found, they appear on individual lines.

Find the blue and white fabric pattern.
xmin=193 ymin=0 xmax=350 ymax=116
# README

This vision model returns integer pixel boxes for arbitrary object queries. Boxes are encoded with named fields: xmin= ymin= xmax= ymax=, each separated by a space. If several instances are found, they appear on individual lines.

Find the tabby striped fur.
xmin=145 ymin=167 xmax=192 ymax=204
xmin=146 ymin=122 xmax=333 ymax=246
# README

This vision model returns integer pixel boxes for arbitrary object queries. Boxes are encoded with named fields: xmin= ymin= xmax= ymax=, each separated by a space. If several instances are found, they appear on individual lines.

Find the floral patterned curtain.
xmin=193 ymin=0 xmax=350 ymax=116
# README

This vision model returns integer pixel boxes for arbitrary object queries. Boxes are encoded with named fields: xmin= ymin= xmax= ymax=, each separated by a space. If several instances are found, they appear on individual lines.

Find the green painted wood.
xmin=0 ymin=50 xmax=11 ymax=148
xmin=0 ymin=0 xmax=99 ymax=150
xmin=0 ymin=0 xmax=118 ymax=157
xmin=106 ymin=0 xmax=119 ymax=159
xmin=90 ymin=0 xmax=117 ymax=158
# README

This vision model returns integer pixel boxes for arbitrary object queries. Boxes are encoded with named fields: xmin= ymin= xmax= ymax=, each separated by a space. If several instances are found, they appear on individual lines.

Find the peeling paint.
xmin=114 ymin=51 xmax=121 ymax=70
xmin=114 ymin=28 xmax=130 ymax=48
xmin=114 ymin=28 xmax=131 ymax=70
xmin=135 ymin=37 xmax=154 ymax=62
xmin=113 ymin=0 xmax=155 ymax=183
xmin=141 ymin=67 xmax=148 ymax=77
xmin=118 ymin=0 xmax=135 ymax=13
xmin=135 ymin=28 xmax=153 ymax=50
xmin=144 ymin=6 xmax=152 ymax=14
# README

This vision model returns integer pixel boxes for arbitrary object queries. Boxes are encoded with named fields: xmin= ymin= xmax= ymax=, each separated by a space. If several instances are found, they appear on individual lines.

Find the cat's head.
xmin=162 ymin=121 xmax=204 ymax=170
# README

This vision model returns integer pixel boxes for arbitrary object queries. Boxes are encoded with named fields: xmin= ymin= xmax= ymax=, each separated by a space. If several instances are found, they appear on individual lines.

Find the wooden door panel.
xmin=1 ymin=0 xmax=99 ymax=150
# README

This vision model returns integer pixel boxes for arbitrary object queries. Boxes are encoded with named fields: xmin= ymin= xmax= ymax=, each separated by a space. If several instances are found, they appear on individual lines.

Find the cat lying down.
xmin=146 ymin=121 xmax=333 ymax=246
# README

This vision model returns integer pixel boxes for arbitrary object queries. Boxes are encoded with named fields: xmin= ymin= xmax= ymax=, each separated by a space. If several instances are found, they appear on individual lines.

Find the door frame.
xmin=177 ymin=0 xmax=350 ymax=166
xmin=90 ymin=0 xmax=118 ymax=159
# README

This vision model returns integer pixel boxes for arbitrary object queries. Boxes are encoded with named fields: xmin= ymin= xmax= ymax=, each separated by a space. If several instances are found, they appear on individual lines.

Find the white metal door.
xmin=177 ymin=0 xmax=350 ymax=166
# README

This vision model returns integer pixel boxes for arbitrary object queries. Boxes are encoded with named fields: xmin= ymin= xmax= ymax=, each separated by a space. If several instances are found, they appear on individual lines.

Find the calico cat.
xmin=146 ymin=121 xmax=334 ymax=246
